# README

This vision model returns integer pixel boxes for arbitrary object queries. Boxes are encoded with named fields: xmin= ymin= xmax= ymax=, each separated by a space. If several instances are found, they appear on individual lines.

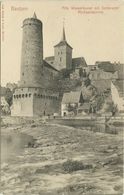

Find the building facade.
xmin=61 ymin=91 xmax=84 ymax=116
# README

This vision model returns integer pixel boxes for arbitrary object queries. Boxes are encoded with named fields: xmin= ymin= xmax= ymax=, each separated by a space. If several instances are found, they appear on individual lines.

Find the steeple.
xmin=54 ymin=18 xmax=73 ymax=49
xmin=33 ymin=12 xmax=37 ymax=19
xmin=62 ymin=26 xmax=66 ymax=41
xmin=61 ymin=18 xmax=66 ymax=41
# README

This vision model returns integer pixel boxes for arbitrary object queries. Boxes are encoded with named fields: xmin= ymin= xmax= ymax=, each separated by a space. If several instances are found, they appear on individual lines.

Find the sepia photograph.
xmin=1 ymin=0 xmax=124 ymax=194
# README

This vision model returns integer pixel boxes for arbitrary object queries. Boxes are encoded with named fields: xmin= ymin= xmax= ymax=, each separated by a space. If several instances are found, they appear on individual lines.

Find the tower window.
xmin=60 ymin=57 xmax=61 ymax=62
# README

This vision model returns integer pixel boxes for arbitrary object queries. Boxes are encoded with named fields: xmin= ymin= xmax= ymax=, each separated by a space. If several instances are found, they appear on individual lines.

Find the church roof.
xmin=54 ymin=40 xmax=73 ymax=49
xmin=54 ymin=25 xmax=73 ymax=49
xmin=72 ymin=57 xmax=87 ymax=69
xmin=62 ymin=91 xmax=83 ymax=104
xmin=43 ymin=60 xmax=59 ymax=72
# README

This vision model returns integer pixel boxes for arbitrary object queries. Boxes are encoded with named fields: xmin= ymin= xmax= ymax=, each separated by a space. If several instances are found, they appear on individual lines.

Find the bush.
xmin=62 ymin=159 xmax=93 ymax=173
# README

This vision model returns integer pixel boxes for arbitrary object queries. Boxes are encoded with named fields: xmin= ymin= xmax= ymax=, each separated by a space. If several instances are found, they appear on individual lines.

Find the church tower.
xmin=54 ymin=25 xmax=73 ymax=70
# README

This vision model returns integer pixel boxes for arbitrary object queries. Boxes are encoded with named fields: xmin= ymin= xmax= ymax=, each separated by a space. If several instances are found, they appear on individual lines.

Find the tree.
xmin=5 ymin=88 xmax=13 ymax=106
xmin=108 ymin=102 xmax=118 ymax=116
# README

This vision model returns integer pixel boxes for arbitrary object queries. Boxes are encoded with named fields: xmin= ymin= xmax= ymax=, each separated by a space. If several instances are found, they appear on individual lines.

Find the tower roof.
xmin=54 ymin=24 xmax=72 ymax=49
xmin=33 ymin=12 xmax=37 ymax=19
xmin=61 ymin=26 xmax=66 ymax=41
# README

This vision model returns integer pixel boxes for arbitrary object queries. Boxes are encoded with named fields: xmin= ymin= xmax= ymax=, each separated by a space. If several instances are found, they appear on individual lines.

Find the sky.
xmin=1 ymin=0 xmax=124 ymax=86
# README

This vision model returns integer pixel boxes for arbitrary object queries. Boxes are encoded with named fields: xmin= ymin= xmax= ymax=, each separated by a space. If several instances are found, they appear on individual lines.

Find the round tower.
xmin=20 ymin=13 xmax=43 ymax=87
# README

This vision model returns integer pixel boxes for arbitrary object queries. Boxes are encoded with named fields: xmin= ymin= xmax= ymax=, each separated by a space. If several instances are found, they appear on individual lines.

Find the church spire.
xmin=61 ymin=18 xmax=66 ymax=41
xmin=33 ymin=12 xmax=37 ymax=19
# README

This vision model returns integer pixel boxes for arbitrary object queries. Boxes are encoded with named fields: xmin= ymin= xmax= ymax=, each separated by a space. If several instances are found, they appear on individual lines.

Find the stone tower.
xmin=11 ymin=13 xmax=59 ymax=117
xmin=20 ymin=12 xmax=43 ymax=87
xmin=54 ymin=25 xmax=73 ymax=70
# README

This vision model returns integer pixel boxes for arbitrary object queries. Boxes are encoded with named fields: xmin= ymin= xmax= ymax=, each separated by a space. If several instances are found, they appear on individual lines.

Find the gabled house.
xmin=61 ymin=91 xmax=83 ymax=116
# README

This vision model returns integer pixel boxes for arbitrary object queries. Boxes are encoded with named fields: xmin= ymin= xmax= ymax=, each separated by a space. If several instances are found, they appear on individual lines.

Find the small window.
xmin=60 ymin=57 xmax=61 ymax=62
xmin=25 ymin=94 xmax=28 ymax=97
xmin=22 ymin=94 xmax=24 ymax=98
xmin=58 ymin=52 xmax=59 ymax=55
xmin=19 ymin=94 xmax=21 ymax=98
xmin=29 ymin=94 xmax=31 ymax=97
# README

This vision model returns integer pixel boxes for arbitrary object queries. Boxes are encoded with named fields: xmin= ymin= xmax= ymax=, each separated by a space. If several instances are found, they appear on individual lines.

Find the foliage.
xmin=63 ymin=159 xmax=92 ymax=173
xmin=68 ymin=104 xmax=77 ymax=115
xmin=84 ymin=77 xmax=91 ymax=87
xmin=5 ymin=88 xmax=13 ymax=106
xmin=107 ymin=102 xmax=118 ymax=116
xmin=79 ymin=68 xmax=87 ymax=78
xmin=96 ymin=95 xmax=105 ymax=111
xmin=1 ymin=87 xmax=13 ymax=106
xmin=58 ymin=68 xmax=72 ymax=79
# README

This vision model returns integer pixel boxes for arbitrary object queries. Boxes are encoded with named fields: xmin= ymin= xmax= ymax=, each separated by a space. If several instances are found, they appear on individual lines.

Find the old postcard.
xmin=1 ymin=0 xmax=124 ymax=194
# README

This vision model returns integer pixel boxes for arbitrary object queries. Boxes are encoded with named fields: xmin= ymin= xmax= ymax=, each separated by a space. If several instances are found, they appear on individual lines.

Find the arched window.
xmin=19 ymin=94 xmax=21 ymax=98
xmin=22 ymin=94 xmax=24 ymax=98
xmin=16 ymin=95 xmax=18 ymax=98
xmin=29 ymin=94 xmax=31 ymax=97
xmin=25 ymin=94 xmax=28 ymax=97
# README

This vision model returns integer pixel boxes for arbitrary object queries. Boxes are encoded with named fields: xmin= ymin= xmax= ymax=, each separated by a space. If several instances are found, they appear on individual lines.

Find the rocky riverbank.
xmin=1 ymin=117 xmax=123 ymax=195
